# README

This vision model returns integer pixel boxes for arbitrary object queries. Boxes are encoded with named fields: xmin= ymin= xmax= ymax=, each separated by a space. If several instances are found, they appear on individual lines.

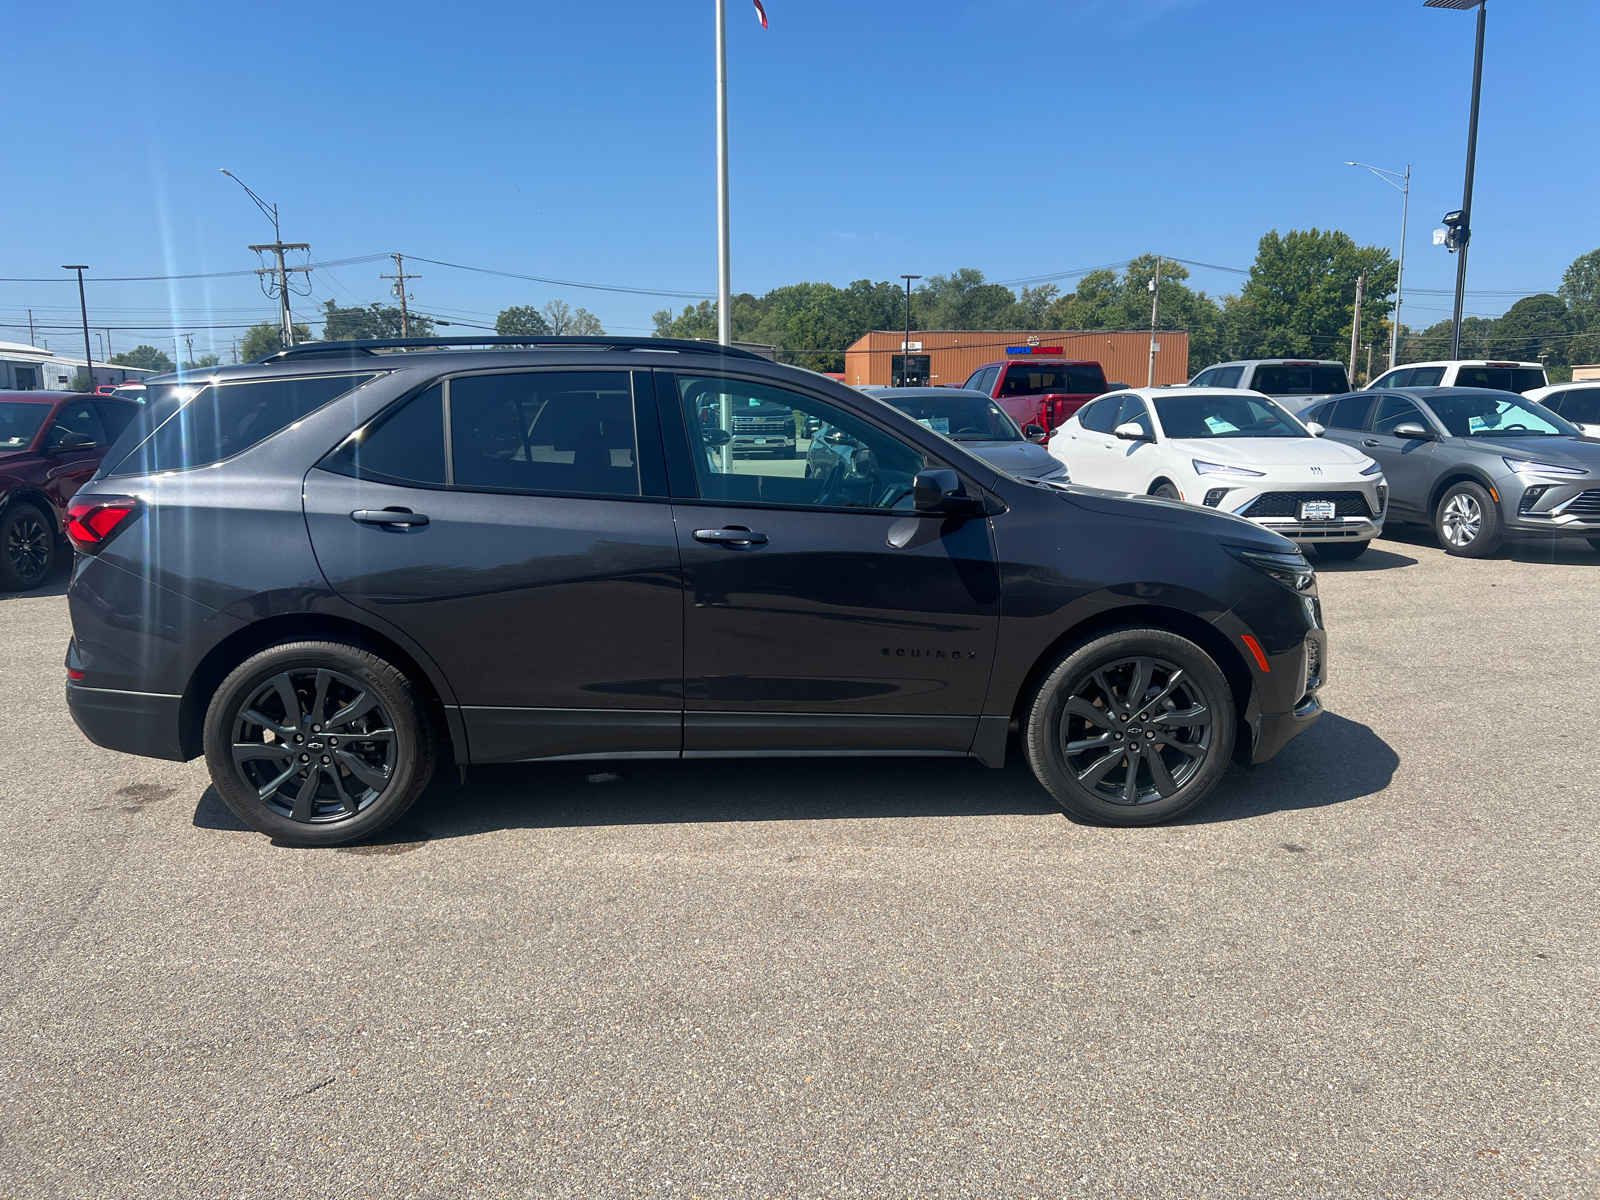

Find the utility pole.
xmin=1349 ymin=270 xmax=1367 ymax=384
xmin=1345 ymin=161 xmax=1410 ymax=369
xmin=380 ymin=253 xmax=420 ymax=337
xmin=222 ymin=169 xmax=311 ymax=349
xmin=714 ymin=0 xmax=732 ymax=346
xmin=231 ymin=339 xmax=239 ymax=365
xmin=900 ymin=275 xmax=921 ymax=386
xmin=63 ymin=265 xmax=94 ymax=391
xmin=1146 ymin=256 xmax=1162 ymax=387
xmin=27 ymin=310 xmax=35 ymax=347
xmin=104 ymin=328 xmax=114 ymax=364
xmin=184 ymin=333 xmax=195 ymax=369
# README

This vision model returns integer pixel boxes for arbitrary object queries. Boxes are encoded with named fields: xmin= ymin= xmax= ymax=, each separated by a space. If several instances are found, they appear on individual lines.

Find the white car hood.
xmin=1170 ymin=437 xmax=1367 ymax=469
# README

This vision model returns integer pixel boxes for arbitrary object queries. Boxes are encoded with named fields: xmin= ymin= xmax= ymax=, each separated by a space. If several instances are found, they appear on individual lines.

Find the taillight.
xmin=65 ymin=496 xmax=139 ymax=553
xmin=1037 ymin=401 xmax=1053 ymax=430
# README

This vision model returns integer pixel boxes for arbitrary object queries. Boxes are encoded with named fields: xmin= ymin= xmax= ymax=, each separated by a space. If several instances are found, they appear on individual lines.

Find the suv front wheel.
xmin=1435 ymin=480 xmax=1503 ymax=558
xmin=204 ymin=641 xmax=437 ymax=847
xmin=1023 ymin=628 xmax=1236 ymax=826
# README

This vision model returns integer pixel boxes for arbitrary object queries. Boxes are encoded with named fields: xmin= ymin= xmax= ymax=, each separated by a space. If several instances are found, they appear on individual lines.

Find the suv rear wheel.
xmin=1435 ymin=481 xmax=1503 ymax=557
xmin=203 ymin=641 xmax=437 ymax=847
xmin=1 ymin=501 xmax=54 ymax=591
xmin=1023 ymin=628 xmax=1236 ymax=826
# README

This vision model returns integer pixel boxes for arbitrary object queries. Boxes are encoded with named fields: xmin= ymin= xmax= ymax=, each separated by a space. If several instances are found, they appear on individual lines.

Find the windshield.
xmin=999 ymin=365 xmax=1106 ymax=396
xmin=0 ymin=401 xmax=51 ymax=450
xmin=1154 ymin=394 xmax=1309 ymax=439
xmin=1251 ymin=364 xmax=1349 ymax=395
xmin=883 ymin=395 xmax=1022 ymax=441
xmin=1425 ymin=392 xmax=1579 ymax=438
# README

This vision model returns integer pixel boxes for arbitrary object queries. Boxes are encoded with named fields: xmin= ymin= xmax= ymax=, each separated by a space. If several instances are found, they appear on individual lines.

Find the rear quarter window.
xmin=109 ymin=373 xmax=376 ymax=475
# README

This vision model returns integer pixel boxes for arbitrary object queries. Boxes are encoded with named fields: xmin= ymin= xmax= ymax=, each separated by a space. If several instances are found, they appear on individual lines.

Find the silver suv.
xmin=1188 ymin=360 xmax=1350 ymax=413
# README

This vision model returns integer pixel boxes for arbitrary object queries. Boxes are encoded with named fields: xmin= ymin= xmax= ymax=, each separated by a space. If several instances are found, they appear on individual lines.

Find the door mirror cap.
xmin=1303 ymin=421 xmax=1326 ymax=437
xmin=703 ymin=427 xmax=731 ymax=447
xmin=1113 ymin=421 xmax=1151 ymax=442
xmin=912 ymin=469 xmax=984 ymax=515
xmin=823 ymin=428 xmax=858 ymax=447
xmin=1391 ymin=421 xmax=1433 ymax=440
xmin=50 ymin=429 xmax=97 ymax=453
xmin=1023 ymin=423 xmax=1048 ymax=444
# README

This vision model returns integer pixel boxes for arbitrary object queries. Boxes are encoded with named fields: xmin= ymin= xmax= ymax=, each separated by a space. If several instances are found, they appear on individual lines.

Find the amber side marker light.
xmin=1241 ymin=635 xmax=1271 ymax=672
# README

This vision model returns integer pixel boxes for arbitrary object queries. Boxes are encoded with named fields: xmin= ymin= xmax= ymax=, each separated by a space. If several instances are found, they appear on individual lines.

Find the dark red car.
xmin=961 ymin=359 xmax=1110 ymax=433
xmin=0 ymin=391 xmax=140 ymax=590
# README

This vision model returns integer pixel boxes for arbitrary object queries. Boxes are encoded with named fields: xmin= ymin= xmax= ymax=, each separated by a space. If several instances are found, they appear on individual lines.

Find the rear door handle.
xmin=1361 ymin=439 xmax=1380 ymax=447
xmin=351 ymin=508 xmax=430 ymax=527
xmin=693 ymin=527 xmax=767 ymax=546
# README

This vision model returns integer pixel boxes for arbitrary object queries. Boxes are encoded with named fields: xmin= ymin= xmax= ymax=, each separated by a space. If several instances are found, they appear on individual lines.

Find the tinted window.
xmin=1454 ymin=367 xmax=1546 ymax=394
xmin=1369 ymin=370 xmax=1407 ymax=389
xmin=1425 ymin=392 xmax=1576 ymax=438
xmin=1562 ymin=390 xmax=1600 ymax=425
xmin=48 ymin=401 xmax=108 ymax=448
xmin=1153 ymin=394 xmax=1306 ymax=439
xmin=999 ymin=364 xmax=1106 ymax=396
xmin=680 ymin=376 xmax=924 ymax=511
xmin=322 ymin=386 xmax=446 ymax=486
xmin=978 ymin=366 xmax=1000 ymax=395
xmin=1407 ymin=367 xmax=1445 ymax=386
xmin=1372 ymin=396 xmax=1427 ymax=436
xmin=1326 ymin=395 xmax=1374 ymax=430
xmin=1079 ymin=396 xmax=1121 ymax=434
xmin=0 ymin=402 xmax=51 ymax=449
xmin=450 ymin=371 xmax=639 ymax=495
xmin=1115 ymin=395 xmax=1154 ymax=438
xmin=95 ymin=401 xmax=138 ymax=442
xmin=110 ymin=374 xmax=374 ymax=475
xmin=1213 ymin=366 xmax=1245 ymax=388
xmin=881 ymin=394 xmax=1020 ymax=442
xmin=1249 ymin=364 xmax=1349 ymax=395
xmin=1189 ymin=369 xmax=1217 ymax=387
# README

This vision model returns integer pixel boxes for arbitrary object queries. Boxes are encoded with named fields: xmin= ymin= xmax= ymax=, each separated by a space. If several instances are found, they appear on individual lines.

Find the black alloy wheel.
xmin=1314 ymin=540 xmax=1369 ymax=561
xmin=1025 ymin=628 xmax=1236 ymax=825
xmin=1 ymin=502 xmax=54 ymax=591
xmin=204 ymin=641 xmax=436 ymax=846
xmin=1435 ymin=480 xmax=1503 ymax=558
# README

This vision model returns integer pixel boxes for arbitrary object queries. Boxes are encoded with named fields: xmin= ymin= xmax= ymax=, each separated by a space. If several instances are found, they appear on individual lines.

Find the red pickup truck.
xmin=961 ymin=359 xmax=1110 ymax=432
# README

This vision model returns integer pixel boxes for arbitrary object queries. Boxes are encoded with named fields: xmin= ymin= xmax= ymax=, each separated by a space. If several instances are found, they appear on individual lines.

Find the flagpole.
xmin=715 ymin=0 xmax=732 ymax=346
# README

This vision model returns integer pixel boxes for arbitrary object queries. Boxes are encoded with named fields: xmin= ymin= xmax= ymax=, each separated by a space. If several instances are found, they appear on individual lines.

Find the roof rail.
xmin=250 ymin=335 xmax=773 ymax=364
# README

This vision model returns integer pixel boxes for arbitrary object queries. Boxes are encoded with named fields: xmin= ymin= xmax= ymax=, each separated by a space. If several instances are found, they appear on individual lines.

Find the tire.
xmin=0 ymin=502 xmax=55 ymax=592
xmin=203 ymin=640 xmax=437 ymax=847
xmin=1023 ymin=627 xmax=1237 ymax=826
xmin=1434 ymin=480 xmax=1503 ymax=557
xmin=1150 ymin=481 xmax=1181 ymax=501
xmin=1314 ymin=540 xmax=1369 ymax=561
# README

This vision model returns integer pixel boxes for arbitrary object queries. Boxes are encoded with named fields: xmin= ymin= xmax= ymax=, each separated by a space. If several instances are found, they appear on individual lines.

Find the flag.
xmin=752 ymin=0 xmax=768 ymax=28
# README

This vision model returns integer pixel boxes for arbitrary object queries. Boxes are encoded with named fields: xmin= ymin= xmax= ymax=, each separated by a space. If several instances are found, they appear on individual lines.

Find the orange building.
xmin=843 ymin=329 xmax=1191 ymax=390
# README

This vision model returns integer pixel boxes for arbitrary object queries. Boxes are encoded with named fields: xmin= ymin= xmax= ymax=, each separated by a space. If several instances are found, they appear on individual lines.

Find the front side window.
xmin=678 ymin=376 xmax=924 ymax=511
xmin=1372 ymin=396 xmax=1428 ymax=436
xmin=0 ymin=402 xmax=52 ymax=449
xmin=110 ymin=373 xmax=375 ymax=475
xmin=1189 ymin=369 xmax=1217 ymax=387
xmin=882 ymin=394 xmax=1021 ymax=442
xmin=450 ymin=371 xmax=639 ymax=495
xmin=1370 ymin=369 xmax=1408 ymax=389
xmin=1425 ymin=392 xmax=1577 ymax=438
xmin=1152 ymin=394 xmax=1306 ymax=439
xmin=48 ymin=401 xmax=108 ymax=448
xmin=999 ymin=364 xmax=1107 ymax=396
xmin=95 ymin=401 xmax=138 ymax=442
xmin=1115 ymin=395 xmax=1154 ymax=438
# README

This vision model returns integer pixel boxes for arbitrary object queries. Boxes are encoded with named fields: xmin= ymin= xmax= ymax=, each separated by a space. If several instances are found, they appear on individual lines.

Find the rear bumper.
xmin=65 ymin=682 xmax=189 ymax=761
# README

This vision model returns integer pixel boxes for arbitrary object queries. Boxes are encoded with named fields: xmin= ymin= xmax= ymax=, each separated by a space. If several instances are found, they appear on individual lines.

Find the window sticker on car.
xmin=1204 ymin=415 xmax=1240 ymax=434
xmin=917 ymin=417 xmax=951 ymax=435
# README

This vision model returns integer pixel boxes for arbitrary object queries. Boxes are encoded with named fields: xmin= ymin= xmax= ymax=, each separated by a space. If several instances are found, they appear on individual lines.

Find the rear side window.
xmin=110 ymin=374 xmax=374 ymax=475
xmin=449 ymin=371 xmax=640 ymax=496
xmin=1250 ymin=365 xmax=1349 ymax=395
xmin=1563 ymin=391 xmax=1600 ymax=424
xmin=1213 ymin=366 xmax=1244 ymax=388
xmin=1079 ymin=396 xmax=1121 ymax=433
xmin=1408 ymin=367 xmax=1446 ymax=386
xmin=1326 ymin=395 xmax=1374 ymax=430
xmin=999 ymin=364 xmax=1106 ymax=396
xmin=322 ymin=386 xmax=446 ymax=486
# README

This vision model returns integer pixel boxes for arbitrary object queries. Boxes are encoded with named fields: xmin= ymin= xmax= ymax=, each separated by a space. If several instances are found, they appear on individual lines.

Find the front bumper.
xmin=66 ymin=681 xmax=188 ymax=761
xmin=1208 ymin=477 xmax=1386 ymax=546
xmin=1504 ymin=483 xmax=1600 ymax=538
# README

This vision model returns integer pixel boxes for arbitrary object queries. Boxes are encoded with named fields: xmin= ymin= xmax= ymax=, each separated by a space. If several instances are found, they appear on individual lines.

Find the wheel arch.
xmin=1428 ymin=467 xmax=1502 ymax=517
xmin=0 ymin=486 xmax=61 ymax=535
xmin=1147 ymin=477 xmax=1182 ymax=498
xmin=177 ymin=612 xmax=457 ymax=762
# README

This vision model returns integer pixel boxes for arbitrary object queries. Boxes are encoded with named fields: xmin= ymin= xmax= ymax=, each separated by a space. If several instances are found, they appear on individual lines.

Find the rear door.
xmin=303 ymin=369 xmax=684 ymax=764
xmin=662 ymin=371 xmax=999 ymax=756
xmin=1315 ymin=394 xmax=1375 ymax=455
xmin=1062 ymin=394 xmax=1123 ymax=486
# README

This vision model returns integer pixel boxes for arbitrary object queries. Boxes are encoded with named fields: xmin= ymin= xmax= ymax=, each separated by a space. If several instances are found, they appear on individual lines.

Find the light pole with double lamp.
xmin=1345 ymin=161 xmax=1410 ymax=371
xmin=1424 ymin=0 xmax=1487 ymax=361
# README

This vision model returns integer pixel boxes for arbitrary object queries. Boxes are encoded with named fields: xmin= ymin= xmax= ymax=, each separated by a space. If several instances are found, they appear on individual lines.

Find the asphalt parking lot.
xmin=2 ymin=531 xmax=1596 ymax=1199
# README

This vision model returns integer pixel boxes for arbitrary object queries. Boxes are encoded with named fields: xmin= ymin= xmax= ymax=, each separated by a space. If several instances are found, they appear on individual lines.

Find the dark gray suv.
xmin=62 ymin=336 xmax=1327 ymax=845
xmin=1303 ymin=387 xmax=1600 ymax=557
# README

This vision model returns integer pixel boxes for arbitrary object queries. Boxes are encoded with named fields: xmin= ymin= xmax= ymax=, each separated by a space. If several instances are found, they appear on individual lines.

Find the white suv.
xmin=1523 ymin=381 xmax=1600 ymax=435
xmin=1188 ymin=360 xmax=1350 ymax=414
xmin=1365 ymin=360 xmax=1547 ymax=394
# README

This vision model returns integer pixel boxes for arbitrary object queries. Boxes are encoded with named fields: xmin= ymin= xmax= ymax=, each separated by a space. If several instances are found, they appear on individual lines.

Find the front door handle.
xmin=693 ymin=527 xmax=767 ymax=546
xmin=1361 ymin=439 xmax=1380 ymax=447
xmin=351 ymin=508 xmax=430 ymax=528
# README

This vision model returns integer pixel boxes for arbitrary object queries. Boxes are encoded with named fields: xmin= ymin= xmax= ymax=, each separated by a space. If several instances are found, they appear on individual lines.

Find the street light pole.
xmin=62 ymin=266 xmax=94 ymax=390
xmin=900 ymin=275 xmax=921 ymax=387
xmin=1346 ymin=161 xmax=1410 ymax=369
xmin=715 ymin=0 xmax=732 ymax=347
xmin=1425 ymin=0 xmax=1487 ymax=360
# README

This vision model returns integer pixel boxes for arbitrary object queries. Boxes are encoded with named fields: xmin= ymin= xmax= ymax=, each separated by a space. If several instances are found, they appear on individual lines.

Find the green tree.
xmin=320 ymin=300 xmax=433 ymax=341
xmin=1223 ymin=229 xmax=1397 ymax=373
xmin=915 ymin=268 xmax=1033 ymax=330
xmin=1040 ymin=257 xmax=1227 ymax=373
xmin=495 ymin=305 xmax=551 ymax=336
xmin=111 ymin=344 xmax=175 ymax=373
xmin=181 ymin=353 xmax=222 ymax=372
xmin=1488 ymin=295 xmax=1571 ymax=377
xmin=239 ymin=321 xmax=312 ymax=360
xmin=539 ymin=300 xmax=605 ymax=336
xmin=1558 ymin=248 xmax=1600 ymax=373
xmin=1398 ymin=316 xmax=1492 ymax=365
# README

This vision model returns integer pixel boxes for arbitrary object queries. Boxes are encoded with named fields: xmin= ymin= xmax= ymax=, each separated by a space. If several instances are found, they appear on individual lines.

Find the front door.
xmin=303 ymin=370 xmax=683 ymax=763
xmin=41 ymin=399 xmax=108 ymax=508
xmin=1361 ymin=394 xmax=1437 ymax=517
xmin=663 ymin=372 xmax=1000 ymax=755
xmin=1060 ymin=393 xmax=1123 ymax=487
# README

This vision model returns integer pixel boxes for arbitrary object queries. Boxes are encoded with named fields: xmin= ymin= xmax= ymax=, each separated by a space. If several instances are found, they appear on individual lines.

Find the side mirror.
xmin=912 ymin=469 xmax=983 ymax=516
xmin=824 ymin=428 xmax=858 ymax=447
xmin=1391 ymin=421 xmax=1432 ymax=440
xmin=1303 ymin=421 xmax=1326 ymax=437
xmin=1113 ymin=421 xmax=1151 ymax=442
xmin=50 ymin=429 xmax=97 ymax=453
xmin=703 ymin=427 xmax=731 ymax=447
xmin=1023 ymin=423 xmax=1048 ymax=444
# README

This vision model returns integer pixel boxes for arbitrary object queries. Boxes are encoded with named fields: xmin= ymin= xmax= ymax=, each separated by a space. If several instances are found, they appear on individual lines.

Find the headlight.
xmin=1224 ymin=544 xmax=1316 ymax=593
xmin=1502 ymin=457 xmax=1587 ymax=477
xmin=1193 ymin=459 xmax=1265 ymax=478
xmin=1359 ymin=458 xmax=1383 ymax=476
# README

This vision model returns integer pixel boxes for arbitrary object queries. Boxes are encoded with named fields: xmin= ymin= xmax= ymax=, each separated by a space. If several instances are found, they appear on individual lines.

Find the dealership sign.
xmin=1006 ymin=346 xmax=1064 ymax=355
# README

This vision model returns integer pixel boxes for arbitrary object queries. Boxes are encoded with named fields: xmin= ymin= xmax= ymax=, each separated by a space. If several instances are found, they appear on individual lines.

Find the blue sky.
xmin=4 ymin=0 xmax=1596 ymax=361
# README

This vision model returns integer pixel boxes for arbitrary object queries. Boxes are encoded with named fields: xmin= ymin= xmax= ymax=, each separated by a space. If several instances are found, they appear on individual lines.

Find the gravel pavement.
xmin=1 ymin=531 xmax=1596 ymax=1199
